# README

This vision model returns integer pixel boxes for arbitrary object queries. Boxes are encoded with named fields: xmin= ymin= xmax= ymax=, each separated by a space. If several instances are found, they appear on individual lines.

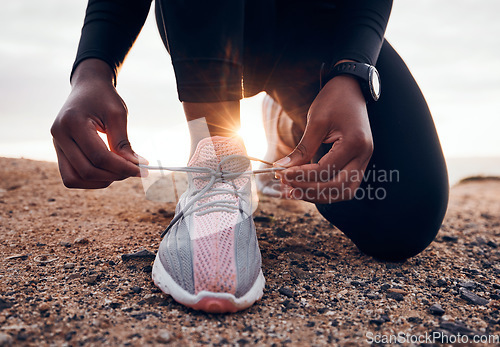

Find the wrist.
xmin=71 ymin=59 xmax=115 ymax=87
xmin=334 ymin=59 xmax=357 ymax=67
xmin=323 ymin=75 xmax=365 ymax=104
xmin=323 ymin=61 xmax=381 ymax=103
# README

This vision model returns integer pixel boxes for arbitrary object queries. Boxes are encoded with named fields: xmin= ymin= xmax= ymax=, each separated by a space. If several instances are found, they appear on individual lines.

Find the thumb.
xmin=106 ymin=115 xmax=144 ymax=165
xmin=274 ymin=123 xmax=324 ymax=168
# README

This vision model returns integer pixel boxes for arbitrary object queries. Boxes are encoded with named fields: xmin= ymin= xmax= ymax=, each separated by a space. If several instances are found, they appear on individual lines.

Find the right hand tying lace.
xmin=50 ymin=59 xmax=143 ymax=189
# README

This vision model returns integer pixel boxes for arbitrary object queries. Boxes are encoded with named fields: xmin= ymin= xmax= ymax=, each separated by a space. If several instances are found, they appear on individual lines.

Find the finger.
xmin=105 ymin=110 xmax=144 ymax=164
xmin=72 ymin=120 xmax=141 ymax=177
xmin=273 ymin=119 xmax=327 ymax=168
xmin=54 ymin=140 xmax=113 ymax=189
xmin=279 ymin=139 xmax=354 ymax=182
xmin=54 ymin=134 xmax=132 ymax=183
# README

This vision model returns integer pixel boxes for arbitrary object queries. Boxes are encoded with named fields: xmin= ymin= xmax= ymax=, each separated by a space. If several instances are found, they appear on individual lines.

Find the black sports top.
xmin=72 ymin=0 xmax=392 ymax=101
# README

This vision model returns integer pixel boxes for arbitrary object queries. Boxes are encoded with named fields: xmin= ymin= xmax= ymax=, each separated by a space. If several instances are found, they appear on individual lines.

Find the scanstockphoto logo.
xmin=366 ymin=331 xmax=500 ymax=345
xmin=283 ymin=164 xmax=399 ymax=203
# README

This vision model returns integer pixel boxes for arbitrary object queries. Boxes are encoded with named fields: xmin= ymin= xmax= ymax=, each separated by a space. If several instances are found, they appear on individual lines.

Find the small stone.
xmin=476 ymin=236 xmax=487 ymax=245
xmin=487 ymin=241 xmax=498 ymax=248
xmin=460 ymin=289 xmax=489 ymax=306
xmin=253 ymin=216 xmax=272 ymax=223
xmin=366 ymin=293 xmax=380 ymax=300
xmin=131 ymin=286 xmax=142 ymax=294
xmin=156 ymin=330 xmax=173 ymax=344
xmin=64 ymin=263 xmax=76 ymax=269
xmin=84 ymin=274 xmax=99 ymax=285
xmin=278 ymin=286 xmax=294 ymax=298
xmin=274 ymin=227 xmax=291 ymax=238
xmin=380 ymin=283 xmax=391 ymax=291
xmin=65 ymin=331 xmax=76 ymax=341
xmin=387 ymin=292 xmax=404 ymax=302
xmin=439 ymin=321 xmax=477 ymax=336
xmin=142 ymin=265 xmax=153 ymax=273
xmin=59 ymin=241 xmax=71 ymax=247
xmin=442 ymin=235 xmax=458 ymax=242
xmin=0 ymin=332 xmax=13 ymax=346
xmin=437 ymin=278 xmax=448 ymax=287
xmin=458 ymin=281 xmax=476 ymax=290
xmin=109 ymin=302 xmax=122 ymax=309
xmin=429 ymin=303 xmax=445 ymax=316
xmin=74 ymin=237 xmax=89 ymax=245
xmin=0 ymin=298 xmax=13 ymax=312
xmin=121 ymin=249 xmax=156 ymax=261
xmin=158 ymin=208 xmax=174 ymax=218
xmin=387 ymin=288 xmax=407 ymax=295
xmin=481 ymin=212 xmax=494 ymax=220
xmin=369 ymin=315 xmax=390 ymax=326
xmin=4 ymin=254 xmax=28 ymax=261
xmin=39 ymin=302 xmax=50 ymax=312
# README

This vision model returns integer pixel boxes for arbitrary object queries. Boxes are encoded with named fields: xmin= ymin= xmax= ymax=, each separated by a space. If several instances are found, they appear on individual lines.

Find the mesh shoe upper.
xmin=157 ymin=136 xmax=262 ymax=297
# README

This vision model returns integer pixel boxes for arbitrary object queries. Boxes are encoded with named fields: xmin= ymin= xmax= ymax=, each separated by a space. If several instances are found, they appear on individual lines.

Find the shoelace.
xmin=139 ymin=155 xmax=284 ymax=237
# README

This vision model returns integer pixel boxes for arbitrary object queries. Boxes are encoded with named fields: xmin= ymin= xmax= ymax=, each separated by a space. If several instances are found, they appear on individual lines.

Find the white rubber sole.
xmin=152 ymin=253 xmax=265 ymax=313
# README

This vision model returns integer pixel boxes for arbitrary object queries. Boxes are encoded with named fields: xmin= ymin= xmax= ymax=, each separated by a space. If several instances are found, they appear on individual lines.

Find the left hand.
xmin=274 ymin=74 xmax=374 ymax=204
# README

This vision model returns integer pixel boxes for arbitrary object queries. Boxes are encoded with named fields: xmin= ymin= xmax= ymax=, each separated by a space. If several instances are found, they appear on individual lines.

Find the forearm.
xmin=333 ymin=0 xmax=393 ymax=66
xmin=71 ymin=0 xmax=152 ymax=85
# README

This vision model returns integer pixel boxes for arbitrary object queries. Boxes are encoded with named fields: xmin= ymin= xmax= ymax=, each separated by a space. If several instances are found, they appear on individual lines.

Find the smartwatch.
xmin=321 ymin=62 xmax=381 ymax=103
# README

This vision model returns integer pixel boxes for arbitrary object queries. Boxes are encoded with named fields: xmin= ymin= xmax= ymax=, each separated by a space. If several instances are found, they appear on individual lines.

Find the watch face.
xmin=369 ymin=67 xmax=381 ymax=101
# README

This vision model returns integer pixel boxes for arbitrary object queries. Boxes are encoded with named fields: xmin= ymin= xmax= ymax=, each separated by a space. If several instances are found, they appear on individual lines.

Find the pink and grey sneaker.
xmin=152 ymin=136 xmax=265 ymax=313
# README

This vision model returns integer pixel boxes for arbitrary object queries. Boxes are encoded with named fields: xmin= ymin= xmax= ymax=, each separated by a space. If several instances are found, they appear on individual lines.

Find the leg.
xmin=155 ymin=0 xmax=244 ymax=143
xmin=316 ymin=41 xmax=449 ymax=261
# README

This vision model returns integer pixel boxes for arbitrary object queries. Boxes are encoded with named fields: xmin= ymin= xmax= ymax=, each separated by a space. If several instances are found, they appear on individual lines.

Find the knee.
xmin=355 ymin=229 xmax=437 ymax=262
xmin=316 ymin=184 xmax=449 ymax=262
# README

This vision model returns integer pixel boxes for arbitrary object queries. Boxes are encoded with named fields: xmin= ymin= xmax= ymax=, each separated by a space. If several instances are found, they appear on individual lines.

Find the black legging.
xmin=153 ymin=1 xmax=449 ymax=262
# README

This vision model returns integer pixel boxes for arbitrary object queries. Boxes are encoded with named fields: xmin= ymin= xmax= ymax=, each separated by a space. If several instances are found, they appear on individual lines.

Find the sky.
xmin=0 ymin=1 xmax=499 ymax=180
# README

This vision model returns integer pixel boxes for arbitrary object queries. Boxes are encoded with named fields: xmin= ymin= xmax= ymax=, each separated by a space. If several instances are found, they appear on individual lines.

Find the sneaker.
xmin=152 ymin=136 xmax=265 ymax=313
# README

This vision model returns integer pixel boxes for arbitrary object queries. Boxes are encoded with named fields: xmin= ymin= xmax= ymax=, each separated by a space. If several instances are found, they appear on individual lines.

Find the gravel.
xmin=1 ymin=158 xmax=500 ymax=346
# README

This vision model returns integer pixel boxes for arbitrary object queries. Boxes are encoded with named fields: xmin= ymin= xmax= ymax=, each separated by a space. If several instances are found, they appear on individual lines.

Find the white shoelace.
xmin=139 ymin=155 xmax=284 ymax=237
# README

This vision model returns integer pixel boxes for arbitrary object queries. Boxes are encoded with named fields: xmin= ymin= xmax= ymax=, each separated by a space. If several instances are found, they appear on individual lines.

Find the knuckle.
xmin=78 ymin=166 xmax=95 ymax=181
xmin=90 ymin=152 xmax=107 ymax=168
xmin=50 ymin=123 xmax=60 ymax=138
xmin=58 ymin=109 xmax=79 ymax=128
xmin=294 ymin=143 xmax=310 ymax=159
xmin=62 ymin=176 xmax=80 ymax=189
xmin=106 ymin=104 xmax=127 ymax=120
xmin=349 ymin=131 xmax=373 ymax=152
xmin=115 ymin=138 xmax=132 ymax=152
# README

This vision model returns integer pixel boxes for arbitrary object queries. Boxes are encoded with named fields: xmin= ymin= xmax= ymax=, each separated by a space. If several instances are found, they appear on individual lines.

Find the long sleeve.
xmin=332 ymin=0 xmax=392 ymax=67
xmin=71 ymin=0 xmax=152 ymax=85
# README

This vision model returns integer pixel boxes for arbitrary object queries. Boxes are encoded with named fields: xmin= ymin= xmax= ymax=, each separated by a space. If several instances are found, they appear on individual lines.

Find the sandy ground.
xmin=0 ymin=157 xmax=500 ymax=346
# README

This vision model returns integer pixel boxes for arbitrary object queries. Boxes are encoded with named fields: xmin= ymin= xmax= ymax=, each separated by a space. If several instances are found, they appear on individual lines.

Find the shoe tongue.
xmin=188 ymin=136 xmax=250 ymax=191
xmin=188 ymin=136 xmax=248 ymax=171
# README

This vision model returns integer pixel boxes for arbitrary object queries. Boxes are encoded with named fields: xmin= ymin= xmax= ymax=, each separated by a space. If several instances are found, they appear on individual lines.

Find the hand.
xmin=274 ymin=74 xmax=373 ymax=203
xmin=51 ymin=59 xmax=143 ymax=189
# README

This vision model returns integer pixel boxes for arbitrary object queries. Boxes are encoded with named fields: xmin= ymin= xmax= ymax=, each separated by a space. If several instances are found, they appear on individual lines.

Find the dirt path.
xmin=0 ymin=157 xmax=499 ymax=346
